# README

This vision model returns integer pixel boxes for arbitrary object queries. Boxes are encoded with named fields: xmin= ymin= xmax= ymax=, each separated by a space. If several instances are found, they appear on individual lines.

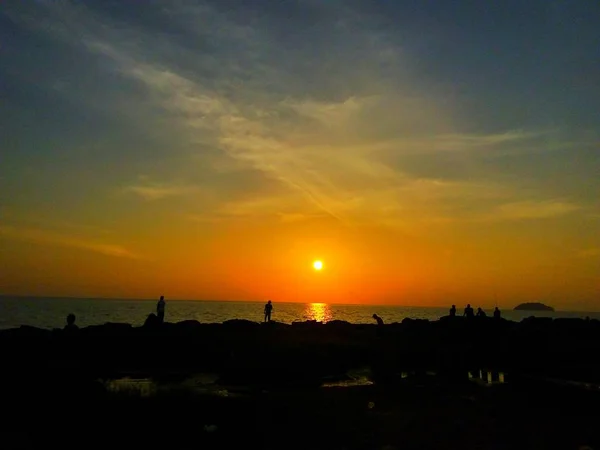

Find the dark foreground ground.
xmin=2 ymin=317 xmax=600 ymax=449
xmin=3 ymin=373 xmax=600 ymax=450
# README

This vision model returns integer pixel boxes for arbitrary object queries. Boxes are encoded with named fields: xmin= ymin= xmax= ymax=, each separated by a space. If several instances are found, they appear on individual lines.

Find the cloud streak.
xmin=490 ymin=200 xmax=581 ymax=221
xmin=123 ymin=182 xmax=199 ymax=201
xmin=0 ymin=226 xmax=143 ymax=260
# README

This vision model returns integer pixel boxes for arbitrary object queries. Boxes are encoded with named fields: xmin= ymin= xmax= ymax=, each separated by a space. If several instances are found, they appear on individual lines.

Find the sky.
xmin=1 ymin=1 xmax=599 ymax=309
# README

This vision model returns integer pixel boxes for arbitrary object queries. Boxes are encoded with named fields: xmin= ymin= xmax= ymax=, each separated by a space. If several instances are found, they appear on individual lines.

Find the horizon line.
xmin=0 ymin=294 xmax=595 ymax=313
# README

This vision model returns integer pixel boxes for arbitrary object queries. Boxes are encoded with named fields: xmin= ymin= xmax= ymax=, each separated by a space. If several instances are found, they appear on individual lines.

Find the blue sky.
xmin=1 ymin=1 xmax=599 ymax=306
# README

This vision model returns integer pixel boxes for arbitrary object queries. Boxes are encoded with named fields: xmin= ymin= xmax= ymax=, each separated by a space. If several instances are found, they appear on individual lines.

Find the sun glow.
xmin=313 ymin=260 xmax=323 ymax=271
xmin=305 ymin=303 xmax=332 ymax=322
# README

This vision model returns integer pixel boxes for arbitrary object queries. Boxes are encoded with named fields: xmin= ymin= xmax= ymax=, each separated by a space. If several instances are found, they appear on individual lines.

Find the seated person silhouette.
xmin=476 ymin=307 xmax=487 ymax=317
xmin=64 ymin=313 xmax=79 ymax=332
xmin=372 ymin=314 xmax=384 ymax=326
xmin=493 ymin=307 xmax=501 ymax=319
xmin=463 ymin=304 xmax=474 ymax=318
xmin=264 ymin=300 xmax=273 ymax=322
xmin=449 ymin=305 xmax=457 ymax=317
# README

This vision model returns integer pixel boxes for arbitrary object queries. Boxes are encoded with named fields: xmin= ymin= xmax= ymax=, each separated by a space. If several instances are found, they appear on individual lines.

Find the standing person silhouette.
xmin=264 ymin=300 xmax=273 ymax=322
xmin=157 ymin=295 xmax=166 ymax=324
xmin=463 ymin=304 xmax=474 ymax=318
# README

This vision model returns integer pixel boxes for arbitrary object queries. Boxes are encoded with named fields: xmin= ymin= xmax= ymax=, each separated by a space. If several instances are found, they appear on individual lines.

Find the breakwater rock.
xmin=2 ymin=316 xmax=600 ymax=386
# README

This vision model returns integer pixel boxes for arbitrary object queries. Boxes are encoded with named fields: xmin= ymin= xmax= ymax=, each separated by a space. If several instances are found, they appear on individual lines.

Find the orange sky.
xmin=1 ymin=211 xmax=599 ymax=310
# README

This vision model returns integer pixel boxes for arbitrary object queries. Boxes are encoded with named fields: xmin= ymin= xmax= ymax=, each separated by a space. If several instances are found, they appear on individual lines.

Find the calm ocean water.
xmin=1 ymin=296 xmax=599 ymax=330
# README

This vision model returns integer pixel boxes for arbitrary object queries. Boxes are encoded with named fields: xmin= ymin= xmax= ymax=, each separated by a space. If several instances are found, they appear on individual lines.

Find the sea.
xmin=1 ymin=296 xmax=600 ymax=330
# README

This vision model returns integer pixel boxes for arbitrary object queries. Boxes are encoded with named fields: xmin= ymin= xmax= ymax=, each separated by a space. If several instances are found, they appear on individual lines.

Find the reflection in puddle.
xmin=468 ymin=370 xmax=507 ymax=385
xmin=322 ymin=368 xmax=373 ymax=388
xmin=105 ymin=378 xmax=157 ymax=397
xmin=322 ymin=377 xmax=373 ymax=388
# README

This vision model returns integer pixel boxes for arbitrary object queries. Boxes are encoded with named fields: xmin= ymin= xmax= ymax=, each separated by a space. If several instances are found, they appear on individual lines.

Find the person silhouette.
xmin=264 ymin=300 xmax=273 ymax=322
xmin=372 ymin=314 xmax=384 ymax=326
xmin=493 ymin=307 xmax=501 ymax=319
xmin=463 ymin=304 xmax=474 ymax=318
xmin=157 ymin=296 xmax=166 ymax=324
xmin=64 ymin=313 xmax=79 ymax=332
xmin=476 ymin=307 xmax=487 ymax=317
xmin=449 ymin=305 xmax=457 ymax=317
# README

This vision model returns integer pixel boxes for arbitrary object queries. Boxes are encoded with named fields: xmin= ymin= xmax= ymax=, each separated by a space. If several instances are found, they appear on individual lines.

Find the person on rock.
xmin=64 ymin=313 xmax=79 ymax=332
xmin=463 ymin=304 xmax=474 ymax=318
xmin=157 ymin=295 xmax=166 ymax=324
xmin=264 ymin=300 xmax=273 ymax=322
xmin=372 ymin=314 xmax=384 ymax=326
xmin=493 ymin=307 xmax=501 ymax=319
xmin=476 ymin=307 xmax=487 ymax=317
xmin=449 ymin=305 xmax=457 ymax=317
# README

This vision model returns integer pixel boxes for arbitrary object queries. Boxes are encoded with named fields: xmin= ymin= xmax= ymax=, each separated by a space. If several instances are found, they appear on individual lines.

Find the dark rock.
xmin=143 ymin=313 xmax=160 ymax=328
xmin=17 ymin=325 xmax=52 ymax=337
xmin=325 ymin=320 xmax=352 ymax=327
xmin=520 ymin=316 xmax=553 ymax=325
xmin=2 ymin=314 xmax=600 ymax=387
xmin=222 ymin=319 xmax=259 ymax=328
xmin=292 ymin=320 xmax=322 ymax=328
xmin=174 ymin=319 xmax=202 ymax=329
xmin=82 ymin=322 xmax=133 ymax=334
xmin=260 ymin=320 xmax=288 ymax=330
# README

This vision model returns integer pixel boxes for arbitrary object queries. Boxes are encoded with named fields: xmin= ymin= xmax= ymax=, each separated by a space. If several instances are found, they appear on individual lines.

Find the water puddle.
xmin=322 ymin=377 xmax=373 ymax=388
xmin=103 ymin=373 xmax=232 ymax=397
xmin=399 ymin=371 xmax=438 ymax=379
xmin=321 ymin=368 xmax=374 ymax=388
xmin=105 ymin=377 xmax=157 ymax=397
xmin=104 ymin=368 xmax=511 ymax=394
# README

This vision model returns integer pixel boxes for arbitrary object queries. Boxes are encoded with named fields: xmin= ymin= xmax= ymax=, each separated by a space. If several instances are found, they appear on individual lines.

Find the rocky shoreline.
xmin=3 ymin=316 xmax=600 ymax=385
xmin=3 ymin=316 xmax=600 ymax=449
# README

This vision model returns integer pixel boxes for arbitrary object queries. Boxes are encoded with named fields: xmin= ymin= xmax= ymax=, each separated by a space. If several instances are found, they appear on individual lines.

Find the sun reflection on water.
xmin=304 ymin=303 xmax=333 ymax=323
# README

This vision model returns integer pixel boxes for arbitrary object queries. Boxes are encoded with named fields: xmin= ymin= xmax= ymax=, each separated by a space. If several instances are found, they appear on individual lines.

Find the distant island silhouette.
xmin=513 ymin=302 xmax=554 ymax=311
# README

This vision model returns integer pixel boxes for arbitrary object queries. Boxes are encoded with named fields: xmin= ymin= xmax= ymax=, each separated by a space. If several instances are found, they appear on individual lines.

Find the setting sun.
xmin=313 ymin=260 xmax=323 ymax=271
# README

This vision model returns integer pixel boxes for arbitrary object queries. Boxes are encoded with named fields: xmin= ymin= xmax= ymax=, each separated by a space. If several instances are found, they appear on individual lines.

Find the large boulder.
xmin=222 ymin=319 xmax=259 ymax=329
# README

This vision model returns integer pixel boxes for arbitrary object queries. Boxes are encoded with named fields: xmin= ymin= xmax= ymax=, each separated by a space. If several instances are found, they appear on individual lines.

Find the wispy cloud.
xmin=487 ymin=200 xmax=581 ymax=221
xmin=0 ymin=226 xmax=143 ymax=260
xmin=0 ymin=213 xmax=114 ymax=236
xmin=123 ymin=182 xmax=199 ymax=201
xmin=9 ymin=1 xmax=596 ymax=230
xmin=281 ymin=96 xmax=368 ymax=128
xmin=186 ymin=192 xmax=329 ymax=224
xmin=97 ymin=46 xmax=579 ymax=226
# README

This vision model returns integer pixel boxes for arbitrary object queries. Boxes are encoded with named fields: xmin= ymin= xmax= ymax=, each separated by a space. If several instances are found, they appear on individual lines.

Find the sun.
xmin=313 ymin=260 xmax=323 ymax=271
